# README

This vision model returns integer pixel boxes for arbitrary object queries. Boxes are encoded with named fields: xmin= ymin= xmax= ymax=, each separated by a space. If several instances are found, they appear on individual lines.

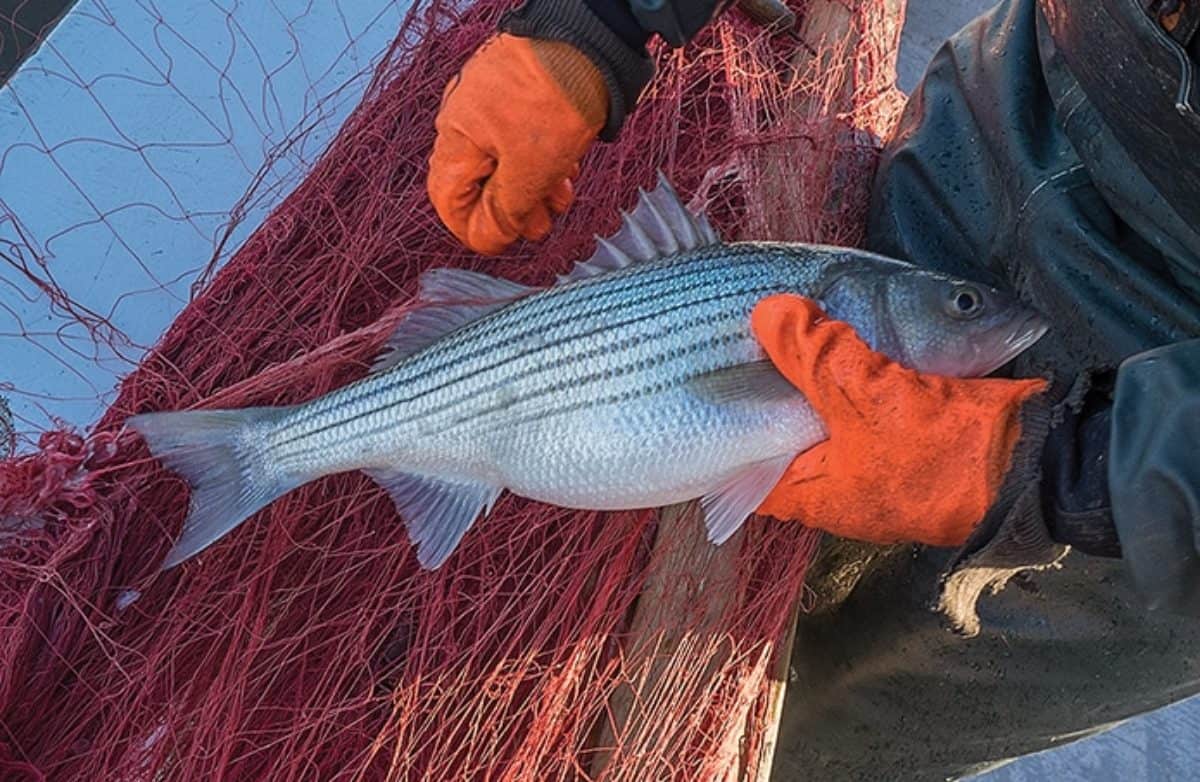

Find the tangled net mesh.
xmin=0 ymin=1 xmax=905 ymax=779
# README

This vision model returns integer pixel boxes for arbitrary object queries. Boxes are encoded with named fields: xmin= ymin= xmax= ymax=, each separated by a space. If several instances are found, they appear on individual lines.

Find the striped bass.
xmin=131 ymin=175 xmax=1047 ymax=570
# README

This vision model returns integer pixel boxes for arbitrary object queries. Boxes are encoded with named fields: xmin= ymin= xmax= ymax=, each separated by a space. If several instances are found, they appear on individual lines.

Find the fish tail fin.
xmin=129 ymin=407 xmax=297 ymax=569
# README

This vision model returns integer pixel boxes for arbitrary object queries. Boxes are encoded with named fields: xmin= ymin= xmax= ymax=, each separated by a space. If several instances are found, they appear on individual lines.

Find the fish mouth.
xmin=975 ymin=311 xmax=1049 ymax=376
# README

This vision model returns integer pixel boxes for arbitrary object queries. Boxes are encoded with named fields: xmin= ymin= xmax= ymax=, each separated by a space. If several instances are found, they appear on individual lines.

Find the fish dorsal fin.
xmin=557 ymin=171 xmax=721 ymax=285
xmin=418 ymin=267 xmax=537 ymax=303
xmin=372 ymin=269 xmax=537 ymax=373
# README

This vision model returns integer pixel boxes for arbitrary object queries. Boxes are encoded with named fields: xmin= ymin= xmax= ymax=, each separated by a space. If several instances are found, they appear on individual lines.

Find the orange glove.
xmin=427 ymin=34 xmax=608 ymax=255
xmin=753 ymin=295 xmax=1047 ymax=547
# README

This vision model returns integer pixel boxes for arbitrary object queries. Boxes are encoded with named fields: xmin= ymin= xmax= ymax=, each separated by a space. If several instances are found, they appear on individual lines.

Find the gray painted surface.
xmin=897 ymin=2 xmax=1200 ymax=779
xmin=976 ymin=696 xmax=1200 ymax=781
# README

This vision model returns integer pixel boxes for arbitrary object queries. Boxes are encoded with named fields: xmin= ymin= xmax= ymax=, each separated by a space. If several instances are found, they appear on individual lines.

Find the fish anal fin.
xmin=559 ymin=171 xmax=722 ymax=285
xmin=365 ymin=468 xmax=502 ymax=569
xmin=372 ymin=268 xmax=537 ymax=373
xmin=700 ymin=453 xmax=796 ymax=545
xmin=684 ymin=361 xmax=801 ymax=406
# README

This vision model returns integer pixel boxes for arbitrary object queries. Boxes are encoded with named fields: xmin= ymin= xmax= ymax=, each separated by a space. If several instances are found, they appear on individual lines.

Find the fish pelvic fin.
xmin=129 ymin=407 xmax=299 ymax=570
xmin=364 ymin=469 xmax=501 ymax=569
xmin=701 ymin=453 xmax=796 ymax=545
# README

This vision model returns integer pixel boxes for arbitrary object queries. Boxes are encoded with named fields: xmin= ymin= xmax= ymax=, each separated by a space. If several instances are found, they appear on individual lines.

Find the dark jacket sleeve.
xmin=772 ymin=1 xmax=1200 ymax=779
xmin=1110 ymin=339 xmax=1200 ymax=612
xmin=500 ymin=0 xmax=724 ymax=138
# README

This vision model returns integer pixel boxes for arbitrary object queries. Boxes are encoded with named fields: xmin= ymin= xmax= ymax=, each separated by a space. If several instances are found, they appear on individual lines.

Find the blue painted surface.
xmin=0 ymin=0 xmax=407 ymax=438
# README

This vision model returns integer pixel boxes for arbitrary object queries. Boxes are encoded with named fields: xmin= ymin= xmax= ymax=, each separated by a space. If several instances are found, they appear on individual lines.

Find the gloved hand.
xmin=427 ymin=34 xmax=608 ymax=255
xmin=752 ymin=294 xmax=1046 ymax=546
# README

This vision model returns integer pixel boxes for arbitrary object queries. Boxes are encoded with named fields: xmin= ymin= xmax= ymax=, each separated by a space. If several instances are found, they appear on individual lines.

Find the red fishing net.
xmin=0 ymin=1 xmax=905 ymax=778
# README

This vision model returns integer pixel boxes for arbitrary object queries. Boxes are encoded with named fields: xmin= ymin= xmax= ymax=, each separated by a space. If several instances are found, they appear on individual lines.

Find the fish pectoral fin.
xmin=700 ymin=453 xmax=796 ymax=545
xmin=684 ymin=361 xmax=800 ymax=406
xmin=372 ymin=268 xmax=538 ymax=373
xmin=365 ymin=469 xmax=502 ymax=569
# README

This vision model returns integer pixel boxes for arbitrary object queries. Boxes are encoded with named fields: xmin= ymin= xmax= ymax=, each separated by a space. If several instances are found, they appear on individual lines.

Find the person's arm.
xmin=862 ymin=0 xmax=1200 ymax=616
xmin=1110 ymin=339 xmax=1200 ymax=612
xmin=753 ymin=293 xmax=1200 ymax=617
xmin=427 ymin=1 xmax=724 ymax=255
xmin=500 ymin=0 xmax=725 ymax=138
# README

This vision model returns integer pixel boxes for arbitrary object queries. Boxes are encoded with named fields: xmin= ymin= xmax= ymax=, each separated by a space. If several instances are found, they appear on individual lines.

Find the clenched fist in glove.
xmin=427 ymin=34 xmax=608 ymax=255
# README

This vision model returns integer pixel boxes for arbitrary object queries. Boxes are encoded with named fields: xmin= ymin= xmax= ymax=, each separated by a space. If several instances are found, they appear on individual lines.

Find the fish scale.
xmin=129 ymin=176 xmax=1047 ymax=570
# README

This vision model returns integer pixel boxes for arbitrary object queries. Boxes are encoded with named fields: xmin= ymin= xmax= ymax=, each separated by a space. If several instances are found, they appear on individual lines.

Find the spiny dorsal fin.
xmin=372 ymin=268 xmax=538 ymax=373
xmin=557 ymin=171 xmax=722 ymax=285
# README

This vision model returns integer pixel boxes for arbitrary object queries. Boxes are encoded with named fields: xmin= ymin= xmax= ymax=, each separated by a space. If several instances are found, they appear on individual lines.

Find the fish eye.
xmin=947 ymin=286 xmax=984 ymax=319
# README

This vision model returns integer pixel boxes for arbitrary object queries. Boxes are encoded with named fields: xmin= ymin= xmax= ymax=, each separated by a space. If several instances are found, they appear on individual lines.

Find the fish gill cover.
xmin=0 ymin=0 xmax=905 ymax=779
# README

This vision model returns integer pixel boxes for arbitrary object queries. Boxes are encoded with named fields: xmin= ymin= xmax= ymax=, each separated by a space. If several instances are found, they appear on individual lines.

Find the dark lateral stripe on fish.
xmin=275 ymin=280 xmax=781 ymax=450
xmin=284 ymin=250 xmax=788 ymax=431
xmin=275 ymin=325 xmax=745 ymax=475
xmin=296 ymin=253 xmax=772 ymax=423
xmin=432 ymin=329 xmax=750 ymax=435
xmin=276 ymin=284 xmax=767 ymax=452
xmin=389 ymin=309 xmax=746 ymax=433
xmin=281 ymin=263 xmax=699 ymax=429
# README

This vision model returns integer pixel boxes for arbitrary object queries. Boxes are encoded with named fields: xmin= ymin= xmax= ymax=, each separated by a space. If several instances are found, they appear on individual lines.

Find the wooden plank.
xmin=589 ymin=501 xmax=747 ymax=779
xmin=736 ymin=0 xmax=798 ymax=32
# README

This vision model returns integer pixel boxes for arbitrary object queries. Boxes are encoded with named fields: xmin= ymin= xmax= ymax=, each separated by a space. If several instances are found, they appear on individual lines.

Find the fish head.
xmin=819 ymin=266 xmax=1048 ymax=377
